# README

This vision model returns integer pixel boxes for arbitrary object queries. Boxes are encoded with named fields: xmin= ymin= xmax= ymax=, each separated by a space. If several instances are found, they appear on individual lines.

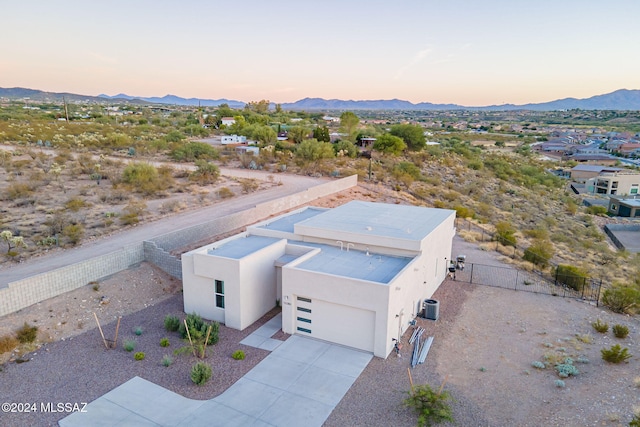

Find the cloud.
xmin=394 ymin=48 xmax=432 ymax=80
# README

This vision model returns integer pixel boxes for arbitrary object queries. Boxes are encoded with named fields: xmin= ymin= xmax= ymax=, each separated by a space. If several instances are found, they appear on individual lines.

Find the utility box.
xmin=424 ymin=299 xmax=439 ymax=321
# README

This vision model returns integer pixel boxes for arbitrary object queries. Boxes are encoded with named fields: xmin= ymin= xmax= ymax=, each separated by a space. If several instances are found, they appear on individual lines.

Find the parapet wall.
xmin=0 ymin=175 xmax=358 ymax=317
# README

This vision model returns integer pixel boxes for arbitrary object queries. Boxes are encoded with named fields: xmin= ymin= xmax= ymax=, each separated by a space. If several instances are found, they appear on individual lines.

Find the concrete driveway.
xmin=60 ymin=315 xmax=372 ymax=427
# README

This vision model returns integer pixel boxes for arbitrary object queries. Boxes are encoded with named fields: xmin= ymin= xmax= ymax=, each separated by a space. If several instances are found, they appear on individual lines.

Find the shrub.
xmin=133 ymin=327 xmax=143 ymax=336
xmin=555 ymin=264 xmax=588 ymax=291
xmin=179 ymin=313 xmax=219 ymax=345
xmin=631 ymin=415 xmax=640 ymax=427
xmin=160 ymin=338 xmax=170 ymax=347
xmin=592 ymin=319 xmax=609 ymax=333
xmin=190 ymin=362 xmax=212 ymax=386
xmin=403 ymin=383 xmax=454 ymax=427
xmin=171 ymin=142 xmax=219 ymax=162
xmin=232 ymin=350 xmax=246 ymax=360
xmin=189 ymin=160 xmax=220 ymax=185
xmin=15 ymin=323 xmax=38 ymax=344
xmin=495 ymin=221 xmax=516 ymax=247
xmin=585 ymin=205 xmax=607 ymax=215
xmin=123 ymin=339 xmax=136 ymax=352
xmin=555 ymin=358 xmax=579 ymax=378
xmin=65 ymin=198 xmax=87 ymax=212
xmin=121 ymin=162 xmax=166 ymax=196
xmin=62 ymin=223 xmax=84 ymax=246
xmin=612 ymin=324 xmax=629 ymax=339
xmin=554 ymin=379 xmax=566 ymax=388
xmin=120 ymin=201 xmax=147 ymax=225
xmin=531 ymin=361 xmax=546 ymax=369
xmin=164 ymin=315 xmax=181 ymax=332
xmin=134 ymin=352 xmax=145 ymax=361
xmin=0 ymin=335 xmax=19 ymax=353
xmin=601 ymin=344 xmax=632 ymax=364
xmin=218 ymin=187 xmax=234 ymax=199
xmin=161 ymin=355 xmax=173 ymax=367
xmin=602 ymin=286 xmax=640 ymax=314
xmin=523 ymin=239 xmax=554 ymax=269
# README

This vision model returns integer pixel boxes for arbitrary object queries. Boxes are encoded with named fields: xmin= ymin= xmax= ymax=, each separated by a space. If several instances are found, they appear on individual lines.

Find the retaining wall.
xmin=0 ymin=243 xmax=144 ymax=317
xmin=0 ymin=175 xmax=358 ymax=316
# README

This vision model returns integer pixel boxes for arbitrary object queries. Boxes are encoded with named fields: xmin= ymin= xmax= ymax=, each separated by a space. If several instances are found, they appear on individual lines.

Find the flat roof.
xmin=618 ymin=198 xmax=640 ymax=207
xmin=572 ymin=165 xmax=621 ymax=172
xmin=207 ymin=235 xmax=281 ymax=259
xmin=292 ymin=241 xmax=412 ymax=284
xmin=297 ymin=201 xmax=454 ymax=242
xmin=257 ymin=207 xmax=326 ymax=233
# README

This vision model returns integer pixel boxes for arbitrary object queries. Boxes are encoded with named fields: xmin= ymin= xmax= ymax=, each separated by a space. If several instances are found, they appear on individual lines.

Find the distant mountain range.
xmin=1 ymin=87 xmax=640 ymax=111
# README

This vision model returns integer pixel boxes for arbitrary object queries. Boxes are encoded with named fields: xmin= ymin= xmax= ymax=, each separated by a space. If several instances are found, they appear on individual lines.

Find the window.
xmin=297 ymin=317 xmax=311 ymax=323
xmin=297 ymin=307 xmax=311 ymax=313
xmin=297 ymin=327 xmax=311 ymax=334
xmin=297 ymin=296 xmax=311 ymax=303
xmin=215 ymin=280 xmax=224 ymax=309
xmin=611 ymin=204 xmax=617 ymax=211
xmin=631 ymin=186 xmax=638 ymax=195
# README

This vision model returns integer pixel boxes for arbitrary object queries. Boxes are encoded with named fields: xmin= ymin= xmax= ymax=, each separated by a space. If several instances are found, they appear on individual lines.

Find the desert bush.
xmin=602 ymin=285 xmax=640 ymax=314
xmin=120 ymin=201 xmax=147 ymax=225
xmin=612 ymin=324 xmax=629 ymax=339
xmin=531 ymin=360 xmax=546 ymax=369
xmin=15 ymin=323 xmax=38 ymax=344
xmin=630 ymin=415 xmax=640 ymax=427
xmin=190 ymin=160 xmax=220 ymax=185
xmin=123 ymin=339 xmax=136 ymax=352
xmin=232 ymin=350 xmax=246 ymax=360
xmin=134 ymin=352 xmax=145 ymax=361
xmin=160 ymin=338 xmax=170 ymax=347
xmin=161 ymin=355 xmax=173 ymax=367
xmin=601 ymin=344 xmax=632 ymax=363
xmin=133 ymin=327 xmax=143 ymax=336
xmin=164 ymin=315 xmax=181 ymax=332
xmin=190 ymin=362 xmax=212 ymax=386
xmin=495 ymin=221 xmax=517 ymax=247
xmin=239 ymin=178 xmax=259 ymax=194
xmin=585 ymin=205 xmax=608 ymax=216
xmin=454 ymin=205 xmax=474 ymax=219
xmin=179 ymin=313 xmax=219 ymax=345
xmin=403 ymin=383 xmax=454 ymax=427
xmin=554 ymin=379 xmax=566 ymax=388
xmin=62 ymin=223 xmax=84 ymax=246
xmin=523 ymin=239 xmax=554 ymax=268
xmin=65 ymin=198 xmax=87 ymax=212
xmin=218 ymin=187 xmax=234 ymax=199
xmin=4 ymin=183 xmax=34 ymax=200
xmin=555 ymin=358 xmax=579 ymax=378
xmin=592 ymin=319 xmax=609 ymax=333
xmin=171 ymin=142 xmax=218 ymax=162
xmin=554 ymin=264 xmax=588 ymax=291
xmin=121 ymin=162 xmax=167 ymax=196
xmin=0 ymin=335 xmax=19 ymax=353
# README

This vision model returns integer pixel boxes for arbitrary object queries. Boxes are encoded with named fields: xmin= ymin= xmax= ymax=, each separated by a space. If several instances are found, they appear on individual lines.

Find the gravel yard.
xmin=1 ymin=237 xmax=639 ymax=427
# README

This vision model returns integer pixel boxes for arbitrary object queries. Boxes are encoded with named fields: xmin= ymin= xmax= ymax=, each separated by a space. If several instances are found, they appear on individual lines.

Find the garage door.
xmin=295 ymin=296 xmax=375 ymax=353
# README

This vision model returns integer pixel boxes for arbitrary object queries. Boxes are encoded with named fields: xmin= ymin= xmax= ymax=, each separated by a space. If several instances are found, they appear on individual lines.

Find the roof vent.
xmin=366 ymin=226 xmax=372 ymax=231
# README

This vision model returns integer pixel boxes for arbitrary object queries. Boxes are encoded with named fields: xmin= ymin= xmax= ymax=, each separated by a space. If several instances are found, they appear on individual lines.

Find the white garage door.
xmin=294 ymin=296 xmax=375 ymax=353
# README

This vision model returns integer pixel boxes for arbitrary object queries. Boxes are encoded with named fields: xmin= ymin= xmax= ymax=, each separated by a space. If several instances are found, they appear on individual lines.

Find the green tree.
xmin=339 ymin=111 xmax=360 ymax=137
xmin=296 ymin=139 xmax=335 ymax=161
xmin=334 ymin=140 xmax=358 ymax=157
xmin=288 ymin=126 xmax=310 ymax=144
xmin=373 ymin=134 xmax=406 ymax=155
xmin=245 ymin=99 xmax=270 ymax=114
xmin=170 ymin=142 xmax=219 ymax=162
xmin=252 ymin=125 xmax=277 ymax=145
xmin=404 ymin=383 xmax=454 ymax=427
xmin=390 ymin=124 xmax=426 ymax=150
xmin=313 ymin=125 xmax=331 ymax=142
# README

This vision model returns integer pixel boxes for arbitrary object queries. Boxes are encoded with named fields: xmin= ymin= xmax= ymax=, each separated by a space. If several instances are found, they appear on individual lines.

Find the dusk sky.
xmin=3 ymin=0 xmax=639 ymax=106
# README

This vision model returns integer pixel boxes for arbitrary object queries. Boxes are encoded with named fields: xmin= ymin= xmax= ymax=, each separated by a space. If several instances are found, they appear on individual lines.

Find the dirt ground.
xmin=1 ymin=186 xmax=639 ymax=426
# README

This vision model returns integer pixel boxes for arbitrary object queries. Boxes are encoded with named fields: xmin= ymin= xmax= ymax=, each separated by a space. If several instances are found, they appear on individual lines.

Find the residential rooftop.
xmin=208 ymin=235 xmax=281 ymax=259
xmin=257 ymin=207 xmax=326 ymax=233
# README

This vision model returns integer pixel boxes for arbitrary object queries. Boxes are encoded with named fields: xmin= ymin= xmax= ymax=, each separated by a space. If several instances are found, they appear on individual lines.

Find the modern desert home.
xmin=181 ymin=201 xmax=456 ymax=358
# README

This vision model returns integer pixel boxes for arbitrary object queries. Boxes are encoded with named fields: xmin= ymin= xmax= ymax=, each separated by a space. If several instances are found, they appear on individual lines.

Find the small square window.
xmin=216 ymin=294 xmax=225 ymax=309
xmin=215 ymin=280 xmax=224 ymax=294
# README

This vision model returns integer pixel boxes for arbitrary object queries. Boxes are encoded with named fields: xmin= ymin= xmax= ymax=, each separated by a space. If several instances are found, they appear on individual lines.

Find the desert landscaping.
xmin=0 ymin=211 xmax=638 ymax=427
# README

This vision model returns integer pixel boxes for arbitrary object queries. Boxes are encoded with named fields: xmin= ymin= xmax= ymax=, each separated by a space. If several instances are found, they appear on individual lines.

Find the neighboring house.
xmin=564 ymin=154 xmax=619 ymax=165
xmin=221 ymin=135 xmax=247 ymax=145
xmin=585 ymin=171 xmax=640 ymax=195
xmin=221 ymin=117 xmax=235 ymax=127
xmin=235 ymin=146 xmax=259 ymax=155
xmin=608 ymin=196 xmax=640 ymax=217
xmin=181 ymin=201 xmax=456 ymax=358
xmin=615 ymin=143 xmax=640 ymax=157
xmin=570 ymin=165 xmax=623 ymax=183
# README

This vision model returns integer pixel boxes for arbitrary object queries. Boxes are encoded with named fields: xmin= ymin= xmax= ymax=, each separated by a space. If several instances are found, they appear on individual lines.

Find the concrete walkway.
xmin=59 ymin=314 xmax=372 ymax=427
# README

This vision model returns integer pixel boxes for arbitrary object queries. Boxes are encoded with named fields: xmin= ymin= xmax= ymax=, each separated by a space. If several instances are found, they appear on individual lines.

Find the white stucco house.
xmin=181 ymin=201 xmax=456 ymax=358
